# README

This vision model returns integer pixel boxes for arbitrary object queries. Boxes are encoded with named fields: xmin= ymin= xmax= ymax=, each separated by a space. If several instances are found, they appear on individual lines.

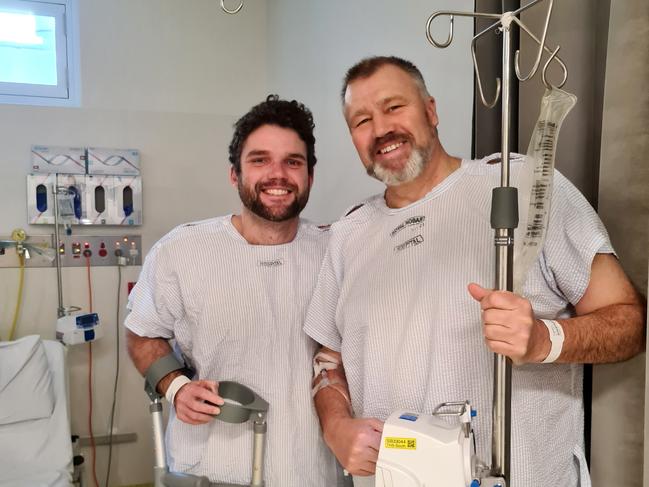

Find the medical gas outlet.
xmin=0 ymin=235 xmax=142 ymax=268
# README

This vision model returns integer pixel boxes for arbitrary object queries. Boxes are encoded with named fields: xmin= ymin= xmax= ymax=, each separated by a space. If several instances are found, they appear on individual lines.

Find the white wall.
xmin=266 ymin=0 xmax=474 ymax=223
xmin=0 ymin=1 xmax=474 ymax=485
xmin=0 ymin=1 xmax=268 ymax=485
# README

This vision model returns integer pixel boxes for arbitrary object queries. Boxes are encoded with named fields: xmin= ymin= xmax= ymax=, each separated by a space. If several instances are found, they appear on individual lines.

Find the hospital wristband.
xmin=540 ymin=319 xmax=565 ymax=363
xmin=165 ymin=374 xmax=191 ymax=407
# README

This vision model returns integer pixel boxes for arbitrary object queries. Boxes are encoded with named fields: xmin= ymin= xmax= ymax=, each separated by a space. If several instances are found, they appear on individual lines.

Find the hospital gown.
xmin=304 ymin=155 xmax=612 ymax=487
xmin=126 ymin=216 xmax=337 ymax=486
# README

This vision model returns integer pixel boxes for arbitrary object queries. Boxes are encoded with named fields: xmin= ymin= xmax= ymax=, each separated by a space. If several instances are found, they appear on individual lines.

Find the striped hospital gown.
xmin=304 ymin=155 xmax=613 ymax=487
xmin=125 ymin=216 xmax=338 ymax=486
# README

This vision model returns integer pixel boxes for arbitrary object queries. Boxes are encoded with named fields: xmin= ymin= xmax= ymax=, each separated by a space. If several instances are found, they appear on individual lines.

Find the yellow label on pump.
xmin=384 ymin=437 xmax=417 ymax=450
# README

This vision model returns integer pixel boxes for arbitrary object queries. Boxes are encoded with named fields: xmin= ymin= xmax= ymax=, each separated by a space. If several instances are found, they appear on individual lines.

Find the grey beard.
xmin=368 ymin=146 xmax=428 ymax=187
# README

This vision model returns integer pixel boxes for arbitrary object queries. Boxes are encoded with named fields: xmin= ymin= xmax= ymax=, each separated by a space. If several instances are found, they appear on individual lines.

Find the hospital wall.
xmin=265 ymin=0 xmax=474 ymax=223
xmin=594 ymin=2 xmax=649 ymax=486
xmin=0 ymin=1 xmax=474 ymax=486
xmin=2 ymin=1 xmax=644 ymax=486
xmin=0 ymin=1 xmax=268 ymax=485
xmin=518 ymin=2 xmax=648 ymax=485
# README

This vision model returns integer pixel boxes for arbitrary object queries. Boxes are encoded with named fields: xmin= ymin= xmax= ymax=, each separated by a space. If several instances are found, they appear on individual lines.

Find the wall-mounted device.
xmin=31 ymin=145 xmax=86 ymax=175
xmin=87 ymin=147 xmax=140 ymax=176
xmin=56 ymin=313 xmax=101 ymax=346
xmin=27 ymin=174 xmax=142 ymax=226
xmin=0 ymin=235 xmax=142 ymax=268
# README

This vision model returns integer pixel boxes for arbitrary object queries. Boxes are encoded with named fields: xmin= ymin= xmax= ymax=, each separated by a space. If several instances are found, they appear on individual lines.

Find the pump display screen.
xmin=76 ymin=313 xmax=99 ymax=328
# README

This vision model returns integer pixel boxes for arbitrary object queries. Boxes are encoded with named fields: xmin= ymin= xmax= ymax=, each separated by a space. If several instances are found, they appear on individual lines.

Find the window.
xmin=0 ymin=0 xmax=79 ymax=106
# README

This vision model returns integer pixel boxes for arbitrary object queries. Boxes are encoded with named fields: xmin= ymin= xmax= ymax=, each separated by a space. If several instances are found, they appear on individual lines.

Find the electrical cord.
xmin=105 ymin=264 xmax=122 ymax=487
xmin=85 ymin=254 xmax=100 ymax=487
xmin=7 ymin=253 xmax=25 ymax=341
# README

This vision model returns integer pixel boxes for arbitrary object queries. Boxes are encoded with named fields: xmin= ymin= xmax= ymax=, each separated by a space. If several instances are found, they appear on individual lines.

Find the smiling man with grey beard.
xmin=304 ymin=55 xmax=645 ymax=487
xmin=367 ymin=133 xmax=432 ymax=187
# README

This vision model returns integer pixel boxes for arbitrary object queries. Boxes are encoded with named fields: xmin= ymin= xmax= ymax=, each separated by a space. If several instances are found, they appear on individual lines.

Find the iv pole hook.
xmin=513 ymin=0 xmax=554 ymax=81
xmin=541 ymin=45 xmax=563 ymax=89
xmin=426 ymin=12 xmax=455 ymax=48
xmin=472 ymin=35 xmax=501 ymax=108
xmin=426 ymin=10 xmax=501 ymax=49
xmin=514 ymin=16 xmax=568 ymax=89
xmin=220 ymin=0 xmax=243 ymax=15
xmin=426 ymin=10 xmax=503 ymax=108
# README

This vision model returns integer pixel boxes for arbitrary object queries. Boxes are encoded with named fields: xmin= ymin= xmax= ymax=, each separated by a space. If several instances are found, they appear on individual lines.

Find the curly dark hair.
xmin=228 ymin=95 xmax=317 ymax=175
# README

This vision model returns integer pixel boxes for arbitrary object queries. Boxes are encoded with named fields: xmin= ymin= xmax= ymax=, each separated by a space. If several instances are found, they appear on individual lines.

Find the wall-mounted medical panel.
xmin=27 ymin=175 xmax=143 ymax=226
xmin=27 ymin=173 xmax=55 ymax=224
xmin=26 ymin=174 xmax=87 ymax=225
xmin=102 ymin=176 xmax=143 ymax=226
xmin=0 ymin=234 xmax=142 ymax=268
xmin=58 ymin=174 xmax=89 ymax=224
xmin=115 ymin=176 xmax=142 ymax=225
xmin=87 ymin=147 xmax=140 ymax=176
xmin=31 ymin=145 xmax=86 ymax=174
xmin=85 ymin=175 xmax=113 ymax=225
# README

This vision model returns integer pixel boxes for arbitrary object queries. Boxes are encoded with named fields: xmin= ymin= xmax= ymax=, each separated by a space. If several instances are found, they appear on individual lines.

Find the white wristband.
xmin=165 ymin=374 xmax=191 ymax=407
xmin=540 ymin=319 xmax=565 ymax=363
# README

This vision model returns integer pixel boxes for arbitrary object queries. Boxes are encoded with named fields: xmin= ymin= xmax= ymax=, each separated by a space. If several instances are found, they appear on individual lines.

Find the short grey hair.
xmin=341 ymin=56 xmax=430 ymax=103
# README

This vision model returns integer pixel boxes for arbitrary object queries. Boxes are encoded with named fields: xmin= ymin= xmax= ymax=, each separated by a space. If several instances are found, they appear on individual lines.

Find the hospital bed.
xmin=0 ymin=335 xmax=74 ymax=487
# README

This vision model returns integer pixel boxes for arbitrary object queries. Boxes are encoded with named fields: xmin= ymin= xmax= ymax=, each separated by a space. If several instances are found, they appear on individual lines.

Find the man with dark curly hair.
xmin=125 ymin=95 xmax=337 ymax=486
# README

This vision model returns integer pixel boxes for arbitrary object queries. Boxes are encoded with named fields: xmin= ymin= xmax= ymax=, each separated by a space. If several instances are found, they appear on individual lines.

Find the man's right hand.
xmin=323 ymin=416 xmax=384 ymax=476
xmin=174 ymin=380 xmax=224 ymax=425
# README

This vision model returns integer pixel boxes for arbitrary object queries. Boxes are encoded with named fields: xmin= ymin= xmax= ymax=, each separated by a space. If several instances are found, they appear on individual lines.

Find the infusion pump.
xmin=375 ymin=401 xmax=483 ymax=487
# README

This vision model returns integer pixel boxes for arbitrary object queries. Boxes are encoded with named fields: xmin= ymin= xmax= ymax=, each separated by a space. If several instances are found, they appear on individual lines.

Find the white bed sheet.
xmin=0 ymin=336 xmax=73 ymax=487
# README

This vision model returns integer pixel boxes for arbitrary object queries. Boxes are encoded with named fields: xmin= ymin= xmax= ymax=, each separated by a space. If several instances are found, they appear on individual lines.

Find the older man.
xmin=304 ymin=56 xmax=644 ymax=487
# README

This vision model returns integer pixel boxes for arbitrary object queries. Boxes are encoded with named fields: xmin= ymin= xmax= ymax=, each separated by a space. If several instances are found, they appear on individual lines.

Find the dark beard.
xmin=238 ymin=178 xmax=310 ymax=222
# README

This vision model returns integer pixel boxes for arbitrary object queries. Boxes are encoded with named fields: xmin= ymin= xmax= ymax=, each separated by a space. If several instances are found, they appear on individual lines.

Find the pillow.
xmin=0 ymin=335 xmax=55 ymax=425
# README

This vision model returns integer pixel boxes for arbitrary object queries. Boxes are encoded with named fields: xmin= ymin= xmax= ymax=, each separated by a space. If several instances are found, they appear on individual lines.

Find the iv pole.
xmin=221 ymin=0 xmax=568 ymax=483
xmin=52 ymin=177 xmax=85 ymax=320
xmin=426 ymin=1 xmax=568 ymax=483
xmin=52 ymin=180 xmax=66 ymax=318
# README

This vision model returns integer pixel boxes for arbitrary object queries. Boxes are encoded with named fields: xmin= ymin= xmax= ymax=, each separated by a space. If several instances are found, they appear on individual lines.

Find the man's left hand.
xmin=468 ymin=283 xmax=550 ymax=364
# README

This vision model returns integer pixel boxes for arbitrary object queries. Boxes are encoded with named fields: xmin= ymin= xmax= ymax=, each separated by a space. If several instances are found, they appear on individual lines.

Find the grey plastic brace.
xmin=216 ymin=381 xmax=269 ymax=424
xmin=144 ymin=353 xmax=189 ymax=401
xmin=148 ymin=380 xmax=269 ymax=487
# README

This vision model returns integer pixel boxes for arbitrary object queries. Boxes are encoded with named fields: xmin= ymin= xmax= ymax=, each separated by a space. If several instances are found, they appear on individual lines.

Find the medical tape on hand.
xmin=313 ymin=350 xmax=340 ymax=375
xmin=165 ymin=374 xmax=191 ymax=407
xmin=312 ymin=351 xmax=351 ymax=410
xmin=312 ymin=370 xmax=352 ymax=408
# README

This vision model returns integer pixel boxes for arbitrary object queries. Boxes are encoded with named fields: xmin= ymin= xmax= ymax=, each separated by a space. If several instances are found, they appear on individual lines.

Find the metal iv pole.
xmin=52 ymin=179 xmax=66 ymax=318
xmin=426 ymin=1 xmax=568 ymax=483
